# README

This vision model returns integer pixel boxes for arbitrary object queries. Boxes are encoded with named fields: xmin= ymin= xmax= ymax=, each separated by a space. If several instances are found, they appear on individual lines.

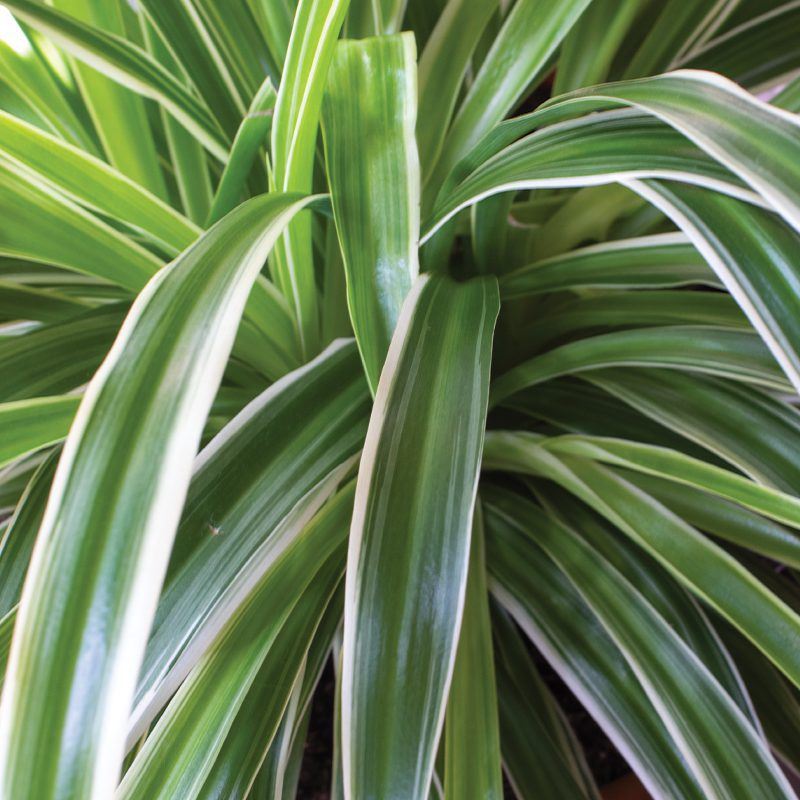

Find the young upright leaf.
xmin=323 ymin=33 xmax=420 ymax=393
xmin=0 ymin=192 xmax=317 ymax=800
xmin=426 ymin=0 xmax=594 ymax=201
xmin=206 ymin=77 xmax=276 ymax=226
xmin=342 ymin=274 xmax=499 ymax=800
xmin=271 ymin=0 xmax=351 ymax=356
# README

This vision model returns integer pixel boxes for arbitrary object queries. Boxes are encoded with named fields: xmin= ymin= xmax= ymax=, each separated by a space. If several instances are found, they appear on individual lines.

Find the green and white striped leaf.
xmin=323 ymin=33 xmax=419 ymax=393
xmin=0 ymin=395 xmax=78 ymax=469
xmin=491 ymin=605 xmax=600 ymax=800
xmin=207 ymin=77 xmax=276 ymax=226
xmin=118 ymin=486 xmax=351 ymax=800
xmin=130 ymin=339 xmax=368 ymax=740
xmin=2 ymin=0 xmax=229 ymax=159
xmin=516 ymin=494 xmax=794 ymax=799
xmin=0 ymin=109 xmax=199 ymax=254
xmin=0 ymin=192 xmax=317 ymax=800
xmin=485 ymin=495 xmax=706 ymax=800
xmin=483 ymin=433 xmax=800 ymax=689
xmin=270 ymin=0 xmax=351 ymax=356
xmin=342 ymin=273 xmax=499 ymax=799
xmin=490 ymin=326 xmax=791 ymax=407
xmin=443 ymin=505 xmax=503 ymax=800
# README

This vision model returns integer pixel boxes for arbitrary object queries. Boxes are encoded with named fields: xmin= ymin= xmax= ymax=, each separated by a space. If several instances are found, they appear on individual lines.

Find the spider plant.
xmin=1 ymin=0 xmax=800 ymax=798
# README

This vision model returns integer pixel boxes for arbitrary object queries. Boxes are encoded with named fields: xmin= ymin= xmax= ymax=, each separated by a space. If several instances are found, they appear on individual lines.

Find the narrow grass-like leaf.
xmin=624 ymin=471 xmax=800 ymax=570
xmin=0 ymin=304 xmax=125 ymax=401
xmin=0 ymin=111 xmax=200 ymax=253
xmin=51 ymin=0 xmax=167 ymax=198
xmin=0 ymin=159 xmax=162 ymax=291
xmin=342 ymin=273 xmax=499 ymax=799
xmin=500 ymin=233 xmax=718 ymax=299
xmin=0 ymin=395 xmax=78 ymax=469
xmin=542 ymin=434 xmax=800 ymax=531
xmin=0 ymin=450 xmax=57 ymax=615
xmin=2 ymin=0 xmax=229 ymax=159
xmin=485 ymin=498 xmax=705 ymax=800
xmin=271 ymin=0 xmax=351 ymax=356
xmin=483 ymin=434 xmax=800 ymax=688
xmin=444 ymin=506 xmax=503 ymax=800
xmin=207 ymin=77 xmax=276 ymax=226
xmin=426 ymin=0 xmax=594 ymax=202
xmin=517 ymin=495 xmax=794 ymax=799
xmin=323 ymin=33 xmax=419 ymax=393
xmin=0 ymin=192 xmax=317 ymax=800
xmin=415 ymin=0 xmax=497 ymax=175
xmin=130 ymin=340 xmax=368 ymax=739
xmin=544 ymin=70 xmax=800 ymax=236
xmin=118 ymin=488 xmax=350 ymax=800
xmin=627 ymin=179 xmax=800 ymax=393
xmin=491 ymin=606 xmax=600 ymax=800
xmin=590 ymin=369 xmax=800 ymax=491
xmin=490 ymin=326 xmax=790 ymax=407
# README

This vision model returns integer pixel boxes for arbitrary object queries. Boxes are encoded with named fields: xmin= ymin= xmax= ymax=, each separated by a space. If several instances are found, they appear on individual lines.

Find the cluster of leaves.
xmin=1 ymin=0 xmax=800 ymax=798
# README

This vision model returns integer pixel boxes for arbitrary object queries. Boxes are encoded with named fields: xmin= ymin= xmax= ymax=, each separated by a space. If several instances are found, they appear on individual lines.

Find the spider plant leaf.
xmin=271 ymin=0 xmax=351 ymax=356
xmin=491 ymin=605 xmax=601 ymax=800
xmin=0 ymin=34 xmax=98 ymax=153
xmin=0 ymin=395 xmax=79 ymax=469
xmin=500 ymin=233 xmax=718 ymax=299
xmin=426 ymin=0 xmax=594 ymax=202
xmin=514 ymin=493 xmax=794 ymax=799
xmin=416 ymin=0 xmax=498 ymax=175
xmin=545 ymin=71 xmax=800 ymax=237
xmin=118 ymin=487 xmax=351 ymax=800
xmin=541 ymin=434 xmax=800 ymax=535
xmin=210 ymin=583 xmax=343 ymax=800
xmin=0 ymin=111 xmax=200 ymax=255
xmin=534 ymin=481 xmax=759 ymax=725
xmin=207 ymin=77 xmax=276 ymax=226
xmin=188 ymin=0 xmax=275 ymax=99
xmin=50 ymin=0 xmax=167 ymax=199
xmin=346 ymin=0 xmax=407 ymax=36
xmin=0 ymin=192 xmax=318 ymax=800
xmin=0 ymin=278 xmax=92 ymax=323
xmin=678 ymin=2 xmax=800 ymax=90
xmin=135 ymin=0 xmax=247 ymax=137
xmin=342 ymin=273 xmax=499 ymax=800
xmin=627 ymin=180 xmax=800 ymax=394
xmin=139 ymin=18 xmax=212 ymax=225
xmin=0 ymin=449 xmax=57 ymax=616
xmin=625 ymin=472 xmax=800 ymax=570
xmin=490 ymin=326 xmax=791 ymax=407
xmin=483 ymin=434 xmax=800 ymax=688
xmin=485 ymin=496 xmax=706 ymax=800
xmin=554 ymin=0 xmax=644 ymax=93
xmin=623 ymin=0 xmax=737 ymax=78
xmin=0 ymin=304 xmax=125 ymax=401
xmin=722 ymin=629 xmax=800 ymax=777
xmin=323 ymin=33 xmax=419 ymax=394
xmin=1 ymin=0 xmax=229 ymax=160
xmin=0 ymin=158 xmax=162 ymax=291
xmin=425 ymin=112 xmax=760 ymax=240
xmin=444 ymin=506 xmax=503 ymax=800
xmin=129 ymin=340 xmax=369 ymax=741
xmin=589 ymin=369 xmax=800 ymax=492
